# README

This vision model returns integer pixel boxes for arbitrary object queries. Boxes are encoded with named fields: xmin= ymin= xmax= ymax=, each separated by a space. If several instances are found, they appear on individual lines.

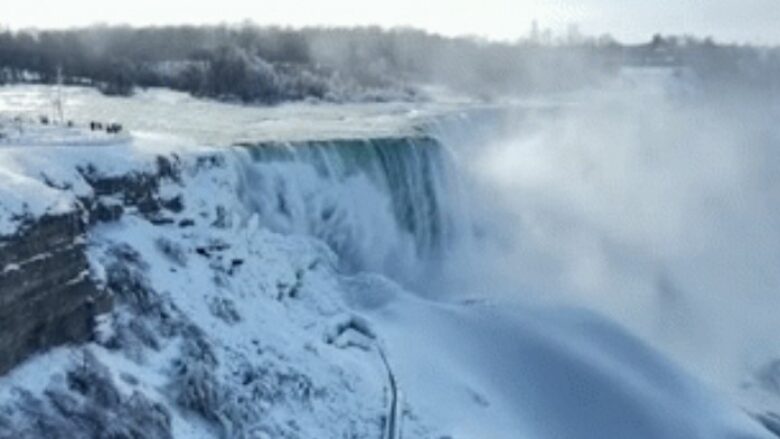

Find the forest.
xmin=0 ymin=24 xmax=778 ymax=103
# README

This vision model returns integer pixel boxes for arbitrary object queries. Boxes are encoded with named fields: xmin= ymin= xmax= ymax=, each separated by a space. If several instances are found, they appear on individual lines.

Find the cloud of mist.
xmin=448 ymin=70 xmax=780 ymax=395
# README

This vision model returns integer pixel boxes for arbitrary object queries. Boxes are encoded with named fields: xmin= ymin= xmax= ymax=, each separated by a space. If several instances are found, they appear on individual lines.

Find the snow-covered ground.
xmin=0 ymin=124 xmax=189 ymax=234
xmin=0 ymin=75 xmax=778 ymax=438
xmin=0 ymin=85 xmax=474 ymax=145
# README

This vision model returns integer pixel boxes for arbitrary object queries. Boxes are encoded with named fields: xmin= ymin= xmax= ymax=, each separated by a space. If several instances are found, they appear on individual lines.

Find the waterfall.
xmin=233 ymin=135 xmax=466 ymax=284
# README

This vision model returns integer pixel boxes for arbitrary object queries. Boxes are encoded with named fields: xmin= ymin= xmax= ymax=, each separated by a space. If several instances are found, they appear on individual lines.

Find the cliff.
xmin=0 ymin=211 xmax=107 ymax=375
xmin=0 ymin=150 xmax=184 ymax=375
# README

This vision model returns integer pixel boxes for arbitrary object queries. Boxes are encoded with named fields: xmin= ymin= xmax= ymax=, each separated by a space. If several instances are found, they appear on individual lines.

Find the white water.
xmin=231 ymin=136 xmax=467 ymax=286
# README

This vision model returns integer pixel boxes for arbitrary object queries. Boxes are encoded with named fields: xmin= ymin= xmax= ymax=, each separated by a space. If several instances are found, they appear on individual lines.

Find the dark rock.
xmin=91 ymin=199 xmax=125 ymax=223
xmin=211 ymin=206 xmax=230 ymax=228
xmin=757 ymin=412 xmax=780 ymax=438
xmin=120 ymin=372 xmax=140 ymax=387
xmin=79 ymin=166 xmax=160 ymax=214
xmin=66 ymin=351 xmax=122 ymax=407
xmin=161 ymin=195 xmax=184 ymax=213
xmin=758 ymin=360 xmax=780 ymax=396
xmin=127 ymin=319 xmax=162 ymax=350
xmin=195 ymin=154 xmax=225 ymax=171
xmin=178 ymin=218 xmax=195 ymax=228
xmin=1 ymin=353 xmax=173 ymax=439
xmin=156 ymin=155 xmax=182 ymax=183
xmin=0 ymin=212 xmax=110 ymax=375
xmin=208 ymin=297 xmax=241 ymax=324
xmin=148 ymin=215 xmax=175 ymax=226
xmin=78 ymin=156 xmax=184 ymax=223
xmin=226 ymin=258 xmax=245 ymax=276
xmin=155 ymin=237 xmax=188 ymax=267
xmin=105 ymin=245 xmax=181 ymax=326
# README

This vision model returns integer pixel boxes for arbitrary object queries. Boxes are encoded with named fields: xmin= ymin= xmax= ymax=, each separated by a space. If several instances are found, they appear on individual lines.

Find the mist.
xmin=437 ymin=70 xmax=780 ymax=398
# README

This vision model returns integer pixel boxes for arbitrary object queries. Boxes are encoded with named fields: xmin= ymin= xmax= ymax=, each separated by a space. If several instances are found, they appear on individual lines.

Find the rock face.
xmin=0 ymin=155 xmax=182 ymax=376
xmin=79 ymin=155 xmax=183 ymax=224
xmin=0 ymin=211 xmax=111 ymax=375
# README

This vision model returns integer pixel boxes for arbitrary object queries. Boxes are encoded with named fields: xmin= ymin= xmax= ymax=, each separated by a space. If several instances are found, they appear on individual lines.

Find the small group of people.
xmin=89 ymin=121 xmax=123 ymax=134
xmin=35 ymin=115 xmax=123 ymax=135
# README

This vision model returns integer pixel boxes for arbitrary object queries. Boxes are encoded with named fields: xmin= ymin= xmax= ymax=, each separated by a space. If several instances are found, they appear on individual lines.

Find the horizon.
xmin=2 ymin=0 xmax=779 ymax=45
xmin=0 ymin=20 xmax=772 ymax=49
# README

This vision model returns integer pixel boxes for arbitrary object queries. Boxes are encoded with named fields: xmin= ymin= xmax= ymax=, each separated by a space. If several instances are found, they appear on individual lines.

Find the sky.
xmin=2 ymin=0 xmax=779 ymax=44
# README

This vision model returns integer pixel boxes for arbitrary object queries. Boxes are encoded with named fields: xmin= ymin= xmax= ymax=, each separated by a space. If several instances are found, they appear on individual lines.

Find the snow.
xmin=0 ymin=163 xmax=74 ymax=235
xmin=0 ymin=81 xmax=777 ymax=438
xmin=0 ymin=84 xmax=475 ymax=145
xmin=0 ymin=118 xmax=211 ymax=236
xmin=0 ymin=348 xmax=77 ymax=401
xmin=0 ymin=119 xmax=131 ymax=147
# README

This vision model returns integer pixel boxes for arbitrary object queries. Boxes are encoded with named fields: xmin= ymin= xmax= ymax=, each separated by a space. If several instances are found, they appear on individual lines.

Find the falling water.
xmin=233 ymin=135 xmax=468 ymax=284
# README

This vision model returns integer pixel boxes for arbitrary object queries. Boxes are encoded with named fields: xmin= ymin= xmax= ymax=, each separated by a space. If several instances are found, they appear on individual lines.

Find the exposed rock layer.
xmin=0 ymin=155 xmax=182 ymax=375
xmin=0 ymin=211 xmax=108 ymax=375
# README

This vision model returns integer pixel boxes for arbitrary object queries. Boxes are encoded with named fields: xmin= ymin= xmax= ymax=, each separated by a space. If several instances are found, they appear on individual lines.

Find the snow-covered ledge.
xmin=0 ymin=126 xmax=192 ymax=376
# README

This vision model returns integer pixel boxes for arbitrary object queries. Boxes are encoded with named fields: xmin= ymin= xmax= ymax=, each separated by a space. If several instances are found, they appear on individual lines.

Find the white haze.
xmin=441 ymin=70 xmax=780 ymax=398
xmin=4 ymin=0 xmax=780 ymax=43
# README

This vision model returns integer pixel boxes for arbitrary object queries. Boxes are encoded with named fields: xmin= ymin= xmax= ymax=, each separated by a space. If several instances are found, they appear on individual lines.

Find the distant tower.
xmin=530 ymin=20 xmax=540 ymax=44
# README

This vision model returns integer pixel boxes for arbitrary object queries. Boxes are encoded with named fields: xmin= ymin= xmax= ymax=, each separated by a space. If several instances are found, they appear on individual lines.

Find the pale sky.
xmin=2 ymin=0 xmax=779 ymax=44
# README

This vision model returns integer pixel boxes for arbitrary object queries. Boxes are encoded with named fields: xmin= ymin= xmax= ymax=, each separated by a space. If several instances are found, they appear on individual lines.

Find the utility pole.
xmin=52 ymin=66 xmax=65 ymax=124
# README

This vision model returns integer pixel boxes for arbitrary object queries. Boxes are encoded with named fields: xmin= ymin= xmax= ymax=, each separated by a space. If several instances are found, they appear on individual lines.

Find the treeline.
xmin=0 ymin=24 xmax=778 ymax=104
xmin=0 ymin=26 xmax=409 ymax=102
xmin=626 ymin=34 xmax=780 ymax=94
xmin=0 ymin=25 xmax=618 ymax=103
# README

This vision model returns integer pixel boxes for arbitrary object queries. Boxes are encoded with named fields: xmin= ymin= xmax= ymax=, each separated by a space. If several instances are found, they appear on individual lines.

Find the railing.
xmin=378 ymin=346 xmax=402 ymax=439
